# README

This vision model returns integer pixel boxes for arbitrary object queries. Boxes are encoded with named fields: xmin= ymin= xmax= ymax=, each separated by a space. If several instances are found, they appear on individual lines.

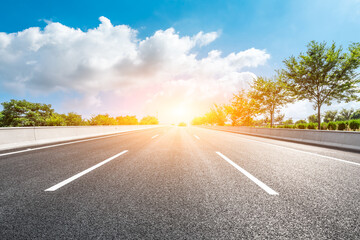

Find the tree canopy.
xmin=249 ymin=75 xmax=293 ymax=127
xmin=281 ymin=41 xmax=360 ymax=129
xmin=1 ymin=99 xmax=54 ymax=127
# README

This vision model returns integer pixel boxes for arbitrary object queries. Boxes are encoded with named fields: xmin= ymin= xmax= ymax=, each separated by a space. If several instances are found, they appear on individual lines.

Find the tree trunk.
xmin=270 ymin=112 xmax=273 ymax=128
xmin=317 ymin=104 xmax=321 ymax=130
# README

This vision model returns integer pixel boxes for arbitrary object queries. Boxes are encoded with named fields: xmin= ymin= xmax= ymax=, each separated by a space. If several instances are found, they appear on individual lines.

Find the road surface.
xmin=1 ymin=126 xmax=360 ymax=239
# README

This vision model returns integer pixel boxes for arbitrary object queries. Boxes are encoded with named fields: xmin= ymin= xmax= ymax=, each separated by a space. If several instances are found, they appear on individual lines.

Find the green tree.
xmin=65 ymin=112 xmax=84 ymax=126
xmin=308 ymin=114 xmax=318 ymax=123
xmin=0 ymin=112 xmax=4 ymax=127
xmin=1 ymin=99 xmax=54 ymax=126
xmin=351 ymin=109 xmax=360 ymax=119
xmin=283 ymin=118 xmax=294 ymax=125
xmin=225 ymin=90 xmax=259 ymax=126
xmin=249 ymin=75 xmax=293 ymax=127
xmin=140 ymin=116 xmax=159 ymax=125
xmin=336 ymin=108 xmax=354 ymax=121
xmin=207 ymin=104 xmax=227 ymax=126
xmin=89 ymin=114 xmax=117 ymax=125
xmin=274 ymin=113 xmax=285 ymax=124
xmin=281 ymin=41 xmax=360 ymax=129
xmin=45 ymin=113 xmax=66 ymax=126
xmin=295 ymin=119 xmax=307 ymax=124
xmin=116 ymin=115 xmax=138 ymax=125
xmin=323 ymin=110 xmax=338 ymax=123
xmin=191 ymin=116 xmax=206 ymax=125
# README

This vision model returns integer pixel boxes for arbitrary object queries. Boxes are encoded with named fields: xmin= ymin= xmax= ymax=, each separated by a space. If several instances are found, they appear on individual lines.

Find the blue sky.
xmin=1 ymin=0 xmax=360 ymax=122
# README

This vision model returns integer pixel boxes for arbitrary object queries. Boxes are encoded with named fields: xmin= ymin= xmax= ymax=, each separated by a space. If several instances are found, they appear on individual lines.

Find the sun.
xmin=172 ymin=106 xmax=186 ymax=117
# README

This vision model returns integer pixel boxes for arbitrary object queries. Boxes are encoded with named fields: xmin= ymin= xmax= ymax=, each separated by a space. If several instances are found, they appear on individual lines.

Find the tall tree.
xmin=351 ymin=109 xmax=360 ymax=119
xmin=336 ymin=108 xmax=354 ymax=121
xmin=323 ymin=110 xmax=338 ymax=123
xmin=225 ymin=90 xmax=259 ymax=126
xmin=281 ymin=41 xmax=360 ymax=129
xmin=249 ymin=75 xmax=293 ymax=127
xmin=206 ymin=104 xmax=227 ymax=126
xmin=1 ymin=99 xmax=54 ymax=127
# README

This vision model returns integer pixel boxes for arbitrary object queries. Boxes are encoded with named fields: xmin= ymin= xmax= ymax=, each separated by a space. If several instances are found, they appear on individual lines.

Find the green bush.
xmin=327 ymin=121 xmax=337 ymax=130
xmin=320 ymin=122 xmax=328 ymax=130
xmin=307 ymin=122 xmax=317 ymax=129
xmin=297 ymin=123 xmax=306 ymax=129
xmin=284 ymin=125 xmax=294 ymax=129
xmin=349 ymin=120 xmax=360 ymax=131
xmin=337 ymin=121 xmax=347 ymax=131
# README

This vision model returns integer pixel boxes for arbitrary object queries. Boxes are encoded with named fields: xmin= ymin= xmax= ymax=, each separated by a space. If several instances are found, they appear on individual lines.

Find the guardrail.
xmin=0 ymin=125 xmax=161 ymax=151
xmin=200 ymin=126 xmax=360 ymax=152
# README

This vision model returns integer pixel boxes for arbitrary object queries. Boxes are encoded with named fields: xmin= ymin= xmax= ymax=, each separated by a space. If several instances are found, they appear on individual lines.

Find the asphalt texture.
xmin=1 ymin=126 xmax=360 ymax=239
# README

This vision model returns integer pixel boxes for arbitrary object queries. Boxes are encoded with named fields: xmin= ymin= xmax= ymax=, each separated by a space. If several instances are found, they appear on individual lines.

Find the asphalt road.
xmin=1 ymin=126 xmax=360 ymax=239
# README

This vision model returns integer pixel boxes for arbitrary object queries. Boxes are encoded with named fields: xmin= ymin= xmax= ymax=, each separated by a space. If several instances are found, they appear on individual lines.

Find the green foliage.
xmin=283 ymin=124 xmax=294 ymax=129
xmin=283 ymin=119 xmax=294 ymax=125
xmin=191 ymin=116 xmax=206 ymax=125
xmin=0 ymin=112 xmax=4 ymax=127
xmin=89 ymin=114 xmax=117 ymax=125
xmin=297 ymin=123 xmax=306 ymax=129
xmin=323 ymin=110 xmax=338 ymax=123
xmin=351 ymin=109 xmax=360 ymax=119
xmin=249 ymin=75 xmax=293 ymax=127
xmin=178 ymin=122 xmax=187 ymax=127
xmin=307 ymin=114 xmax=318 ymax=123
xmin=282 ymin=41 xmax=360 ymax=129
xmin=65 ymin=112 xmax=84 ymax=126
xmin=307 ymin=122 xmax=317 ymax=129
xmin=208 ymin=104 xmax=227 ymax=126
xmin=140 ymin=116 xmax=159 ymax=125
xmin=116 ymin=115 xmax=138 ymax=125
xmin=336 ymin=108 xmax=354 ymax=121
xmin=1 ymin=99 xmax=54 ymax=127
xmin=45 ymin=113 xmax=66 ymax=126
xmin=225 ymin=90 xmax=259 ymax=126
xmin=337 ymin=121 xmax=347 ymax=131
xmin=320 ymin=122 xmax=328 ymax=130
xmin=295 ymin=120 xmax=307 ymax=124
xmin=349 ymin=120 xmax=360 ymax=131
xmin=327 ymin=121 xmax=337 ymax=130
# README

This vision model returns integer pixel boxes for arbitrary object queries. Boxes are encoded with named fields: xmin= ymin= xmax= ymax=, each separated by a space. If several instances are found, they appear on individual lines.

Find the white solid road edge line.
xmin=152 ymin=134 xmax=159 ymax=139
xmin=233 ymin=136 xmax=360 ymax=167
xmin=45 ymin=150 xmax=128 ymax=191
xmin=216 ymin=151 xmax=279 ymax=195
xmin=194 ymin=135 xmax=200 ymax=140
xmin=0 ymin=127 xmax=158 ymax=157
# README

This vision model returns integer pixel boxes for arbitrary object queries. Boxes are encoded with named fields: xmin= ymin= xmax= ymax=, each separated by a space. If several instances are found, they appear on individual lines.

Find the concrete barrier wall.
xmin=0 ymin=125 xmax=160 ymax=151
xmin=200 ymin=126 xmax=360 ymax=152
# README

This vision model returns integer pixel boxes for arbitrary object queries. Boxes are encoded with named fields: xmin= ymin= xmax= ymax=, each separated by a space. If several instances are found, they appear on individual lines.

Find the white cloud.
xmin=0 ymin=17 xmax=270 ymax=122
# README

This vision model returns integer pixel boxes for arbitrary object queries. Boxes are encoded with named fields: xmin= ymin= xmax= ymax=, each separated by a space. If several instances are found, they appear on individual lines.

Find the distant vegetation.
xmin=0 ymin=99 xmax=158 ymax=127
xmin=192 ymin=41 xmax=360 ymax=131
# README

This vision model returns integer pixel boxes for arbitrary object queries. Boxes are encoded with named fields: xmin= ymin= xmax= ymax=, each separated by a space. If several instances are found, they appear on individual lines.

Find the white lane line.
xmin=0 ymin=127 xmax=159 ymax=157
xmin=45 ymin=150 xmax=128 ymax=191
xmin=194 ymin=135 xmax=200 ymax=140
xmin=216 ymin=151 xmax=279 ymax=195
xmin=152 ymin=134 xmax=159 ymax=139
xmin=233 ymin=136 xmax=360 ymax=167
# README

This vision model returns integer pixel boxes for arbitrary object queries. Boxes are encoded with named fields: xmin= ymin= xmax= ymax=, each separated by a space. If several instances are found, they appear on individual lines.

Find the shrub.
xmin=307 ymin=122 xmax=317 ymax=129
xmin=295 ymin=120 xmax=307 ymax=124
xmin=327 ymin=121 xmax=337 ymax=130
xmin=337 ymin=121 xmax=347 ymax=131
xmin=349 ymin=120 xmax=360 ymax=131
xmin=320 ymin=122 xmax=328 ymax=130
xmin=297 ymin=123 xmax=306 ymax=129
xmin=284 ymin=125 xmax=294 ymax=129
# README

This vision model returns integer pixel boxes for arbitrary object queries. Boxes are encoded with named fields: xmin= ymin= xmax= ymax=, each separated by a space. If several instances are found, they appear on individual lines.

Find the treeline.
xmin=192 ymin=41 xmax=360 ymax=131
xmin=0 ymin=99 xmax=158 ymax=127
